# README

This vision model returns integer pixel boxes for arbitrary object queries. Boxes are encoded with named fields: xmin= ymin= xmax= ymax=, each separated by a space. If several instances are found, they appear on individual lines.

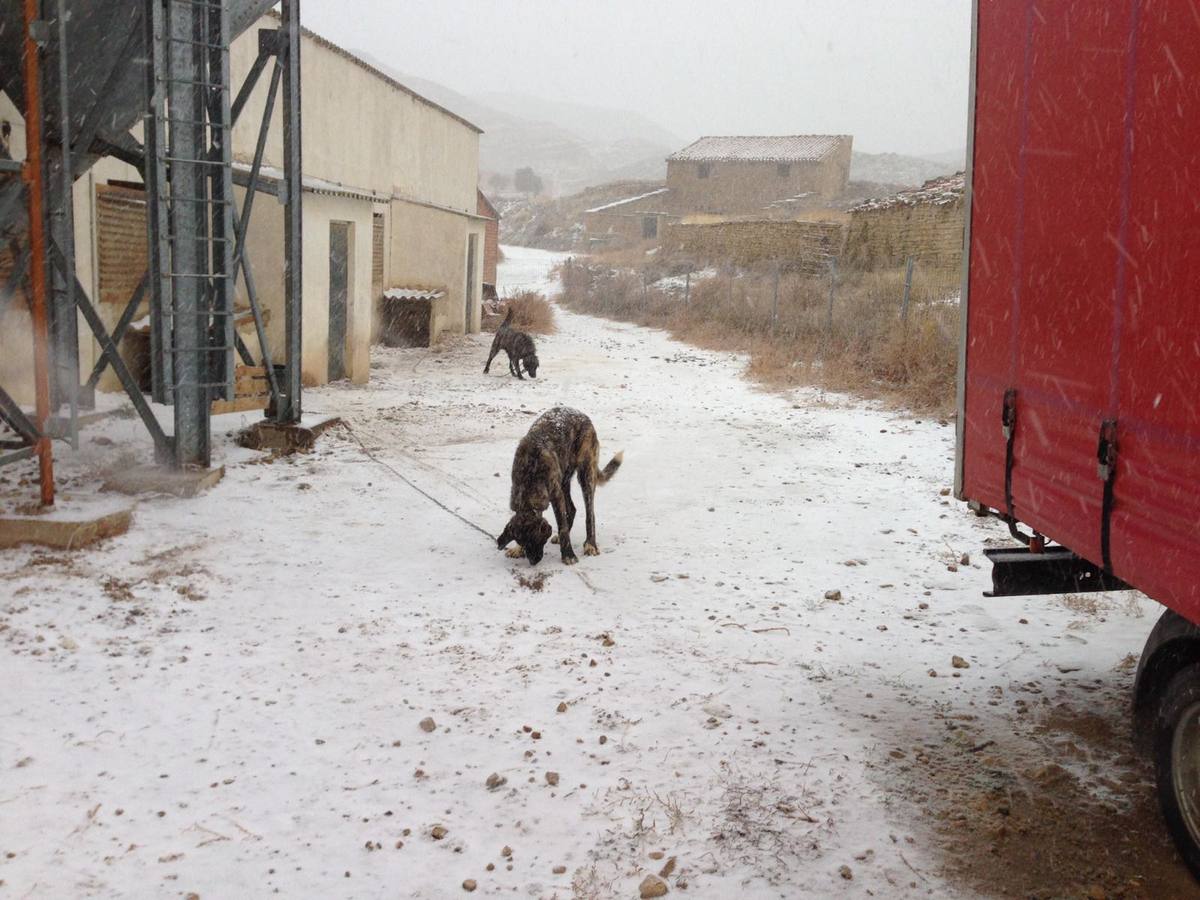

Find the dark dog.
xmin=484 ymin=307 xmax=540 ymax=379
xmin=497 ymin=407 xmax=622 ymax=565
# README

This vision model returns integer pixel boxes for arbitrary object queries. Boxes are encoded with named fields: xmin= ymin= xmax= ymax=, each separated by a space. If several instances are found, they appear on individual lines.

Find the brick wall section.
xmin=665 ymin=144 xmax=851 ymax=217
xmin=477 ymin=190 xmax=499 ymax=286
xmin=843 ymin=198 xmax=964 ymax=270
xmin=665 ymin=219 xmax=847 ymax=270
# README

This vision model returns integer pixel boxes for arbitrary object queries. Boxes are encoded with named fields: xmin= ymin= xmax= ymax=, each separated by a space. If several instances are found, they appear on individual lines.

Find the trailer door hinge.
xmin=1001 ymin=388 xmax=1017 ymax=439
xmin=1097 ymin=419 xmax=1118 ymax=480
xmin=1097 ymin=418 xmax=1119 ymax=572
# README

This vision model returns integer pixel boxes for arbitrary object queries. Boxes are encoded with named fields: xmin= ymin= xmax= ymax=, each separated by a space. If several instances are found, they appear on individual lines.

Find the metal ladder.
xmin=145 ymin=0 xmax=236 ymax=467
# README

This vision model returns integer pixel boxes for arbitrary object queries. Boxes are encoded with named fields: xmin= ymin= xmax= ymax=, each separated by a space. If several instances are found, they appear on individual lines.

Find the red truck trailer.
xmin=957 ymin=0 xmax=1200 ymax=876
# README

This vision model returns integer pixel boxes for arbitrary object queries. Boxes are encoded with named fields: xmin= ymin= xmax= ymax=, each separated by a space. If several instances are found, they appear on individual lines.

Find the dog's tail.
xmin=597 ymin=451 xmax=623 ymax=485
xmin=501 ymin=306 xmax=514 ymax=326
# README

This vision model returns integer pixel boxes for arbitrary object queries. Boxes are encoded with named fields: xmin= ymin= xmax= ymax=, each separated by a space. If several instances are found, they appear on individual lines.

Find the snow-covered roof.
xmin=383 ymin=287 xmax=445 ymax=302
xmin=231 ymin=161 xmax=388 ymax=203
xmin=667 ymin=135 xmax=850 ymax=164
xmin=585 ymin=188 xmax=670 ymax=214
xmin=848 ymin=172 xmax=965 ymax=213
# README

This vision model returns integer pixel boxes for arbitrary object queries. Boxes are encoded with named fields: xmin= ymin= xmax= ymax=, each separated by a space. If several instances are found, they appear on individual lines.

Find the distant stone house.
xmin=665 ymin=135 xmax=853 ymax=218
xmin=843 ymin=172 xmax=965 ymax=270
xmin=477 ymin=189 xmax=500 ymax=299
xmin=580 ymin=187 xmax=679 ymax=247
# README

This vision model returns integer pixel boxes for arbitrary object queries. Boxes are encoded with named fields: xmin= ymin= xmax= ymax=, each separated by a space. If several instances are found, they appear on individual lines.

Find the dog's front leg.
xmin=550 ymin=483 xmax=577 ymax=565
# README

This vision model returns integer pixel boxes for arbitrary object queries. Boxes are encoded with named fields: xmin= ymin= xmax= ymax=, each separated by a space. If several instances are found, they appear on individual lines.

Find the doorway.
xmin=328 ymin=221 xmax=351 ymax=381
xmin=465 ymin=233 xmax=478 ymax=333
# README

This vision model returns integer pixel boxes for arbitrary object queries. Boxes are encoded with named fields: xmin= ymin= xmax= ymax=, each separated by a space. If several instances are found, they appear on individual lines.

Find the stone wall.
xmin=664 ymin=219 xmax=847 ymax=271
xmin=843 ymin=175 xmax=965 ymax=270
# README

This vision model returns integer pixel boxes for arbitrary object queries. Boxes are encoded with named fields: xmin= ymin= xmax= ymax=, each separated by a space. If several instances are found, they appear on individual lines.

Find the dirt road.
xmin=1 ymin=246 xmax=1189 ymax=898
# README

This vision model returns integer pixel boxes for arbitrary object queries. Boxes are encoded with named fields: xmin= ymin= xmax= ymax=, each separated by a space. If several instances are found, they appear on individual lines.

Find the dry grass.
xmin=557 ymin=258 xmax=960 ymax=414
xmin=503 ymin=289 xmax=557 ymax=335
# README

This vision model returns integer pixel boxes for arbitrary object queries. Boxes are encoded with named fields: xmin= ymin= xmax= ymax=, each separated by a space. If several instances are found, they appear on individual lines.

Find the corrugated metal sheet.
xmin=383 ymin=287 xmax=444 ymax=301
xmin=96 ymin=184 xmax=148 ymax=309
xmin=667 ymin=136 xmax=849 ymax=163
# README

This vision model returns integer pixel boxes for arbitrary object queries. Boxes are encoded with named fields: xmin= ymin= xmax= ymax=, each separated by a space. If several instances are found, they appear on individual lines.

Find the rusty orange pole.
xmin=23 ymin=0 xmax=55 ymax=507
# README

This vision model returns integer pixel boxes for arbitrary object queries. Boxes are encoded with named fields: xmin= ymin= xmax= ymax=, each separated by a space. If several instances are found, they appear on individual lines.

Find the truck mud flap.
xmin=984 ymin=546 xmax=1132 ymax=598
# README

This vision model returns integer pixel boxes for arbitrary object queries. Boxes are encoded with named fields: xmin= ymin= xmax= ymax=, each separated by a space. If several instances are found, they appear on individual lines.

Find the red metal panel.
xmin=1113 ymin=2 xmax=1200 ymax=617
xmin=963 ymin=0 xmax=1200 ymax=619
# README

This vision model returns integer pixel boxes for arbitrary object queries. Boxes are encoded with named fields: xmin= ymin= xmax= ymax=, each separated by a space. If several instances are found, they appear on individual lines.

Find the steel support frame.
xmin=19 ymin=0 xmax=55 ymax=505
xmin=2 ymin=0 xmax=304 ymax=490
xmin=277 ymin=0 xmax=302 ymax=425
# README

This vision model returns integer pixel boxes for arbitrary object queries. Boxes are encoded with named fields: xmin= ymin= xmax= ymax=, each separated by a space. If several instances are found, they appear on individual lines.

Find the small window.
xmin=642 ymin=216 xmax=658 ymax=240
xmin=777 ymin=163 xmax=791 ymax=177
xmin=698 ymin=162 xmax=711 ymax=179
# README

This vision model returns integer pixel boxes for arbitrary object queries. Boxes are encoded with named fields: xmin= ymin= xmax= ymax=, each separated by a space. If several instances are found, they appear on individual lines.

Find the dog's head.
xmin=524 ymin=354 xmax=540 ymax=379
xmin=498 ymin=512 xmax=553 ymax=565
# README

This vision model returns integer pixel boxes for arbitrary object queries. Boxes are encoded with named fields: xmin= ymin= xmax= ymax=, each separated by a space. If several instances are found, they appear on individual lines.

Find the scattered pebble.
xmin=639 ymin=874 xmax=669 ymax=898
xmin=951 ymin=655 xmax=970 ymax=669
xmin=462 ymin=879 xmax=477 ymax=892
xmin=485 ymin=773 xmax=507 ymax=791
xmin=839 ymin=865 xmax=854 ymax=880
xmin=419 ymin=717 xmax=436 ymax=733
xmin=545 ymin=771 xmax=560 ymax=786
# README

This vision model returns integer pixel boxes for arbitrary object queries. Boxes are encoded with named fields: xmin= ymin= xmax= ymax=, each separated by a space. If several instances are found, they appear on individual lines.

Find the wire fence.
xmin=559 ymin=252 xmax=962 ymax=410
xmin=562 ymin=253 xmax=962 ymax=343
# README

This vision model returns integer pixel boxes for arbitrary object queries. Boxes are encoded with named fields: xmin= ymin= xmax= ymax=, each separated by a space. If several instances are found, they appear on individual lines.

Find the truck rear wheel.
xmin=1154 ymin=662 xmax=1200 ymax=878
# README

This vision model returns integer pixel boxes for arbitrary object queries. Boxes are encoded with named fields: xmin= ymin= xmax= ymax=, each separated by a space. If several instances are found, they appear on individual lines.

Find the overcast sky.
xmin=301 ymin=0 xmax=972 ymax=157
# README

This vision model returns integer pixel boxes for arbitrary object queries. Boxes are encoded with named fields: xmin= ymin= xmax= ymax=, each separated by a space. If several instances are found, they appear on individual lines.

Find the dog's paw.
xmin=583 ymin=542 xmax=600 ymax=557
xmin=562 ymin=553 xmax=578 ymax=566
xmin=505 ymin=546 xmax=525 ymax=559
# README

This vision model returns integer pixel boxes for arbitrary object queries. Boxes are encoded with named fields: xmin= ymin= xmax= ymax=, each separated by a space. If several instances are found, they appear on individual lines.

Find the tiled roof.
xmin=667 ymin=135 xmax=850 ymax=163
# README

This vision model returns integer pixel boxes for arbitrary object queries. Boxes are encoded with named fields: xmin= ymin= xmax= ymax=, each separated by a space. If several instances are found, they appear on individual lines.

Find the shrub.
xmin=503 ymin=290 xmax=556 ymax=335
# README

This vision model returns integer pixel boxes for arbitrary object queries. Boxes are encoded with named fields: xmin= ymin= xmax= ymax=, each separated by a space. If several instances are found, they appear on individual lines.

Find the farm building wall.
xmin=477 ymin=190 xmax=500 ymax=290
xmin=665 ymin=219 xmax=847 ymax=270
xmin=843 ymin=198 xmax=965 ymax=270
xmin=665 ymin=146 xmax=851 ymax=217
xmin=0 ymin=12 xmax=485 ymax=403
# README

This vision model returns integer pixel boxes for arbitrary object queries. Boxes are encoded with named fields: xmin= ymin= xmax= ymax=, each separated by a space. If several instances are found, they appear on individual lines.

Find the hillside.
xmin=351 ymin=54 xmax=676 ymax=196
xmin=850 ymin=150 xmax=962 ymax=187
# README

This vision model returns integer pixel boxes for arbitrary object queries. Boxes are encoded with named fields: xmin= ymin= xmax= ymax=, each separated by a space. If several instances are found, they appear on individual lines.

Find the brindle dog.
xmin=484 ymin=307 xmax=540 ymax=379
xmin=497 ymin=407 xmax=622 ymax=565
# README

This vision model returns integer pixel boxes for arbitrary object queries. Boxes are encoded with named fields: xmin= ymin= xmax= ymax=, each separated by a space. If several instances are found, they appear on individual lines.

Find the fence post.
xmin=771 ymin=263 xmax=780 ymax=333
xmin=901 ymin=255 xmax=914 ymax=323
xmin=826 ymin=257 xmax=837 ymax=334
xmin=684 ymin=270 xmax=690 ymax=307
xmin=642 ymin=275 xmax=648 ymax=313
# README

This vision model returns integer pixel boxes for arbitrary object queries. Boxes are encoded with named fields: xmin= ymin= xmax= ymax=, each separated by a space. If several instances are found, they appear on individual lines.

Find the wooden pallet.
xmin=211 ymin=364 xmax=270 ymax=415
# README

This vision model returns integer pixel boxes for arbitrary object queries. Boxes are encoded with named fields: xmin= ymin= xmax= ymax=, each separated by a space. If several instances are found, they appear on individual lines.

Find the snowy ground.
xmin=0 ymin=246 xmax=1185 ymax=898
